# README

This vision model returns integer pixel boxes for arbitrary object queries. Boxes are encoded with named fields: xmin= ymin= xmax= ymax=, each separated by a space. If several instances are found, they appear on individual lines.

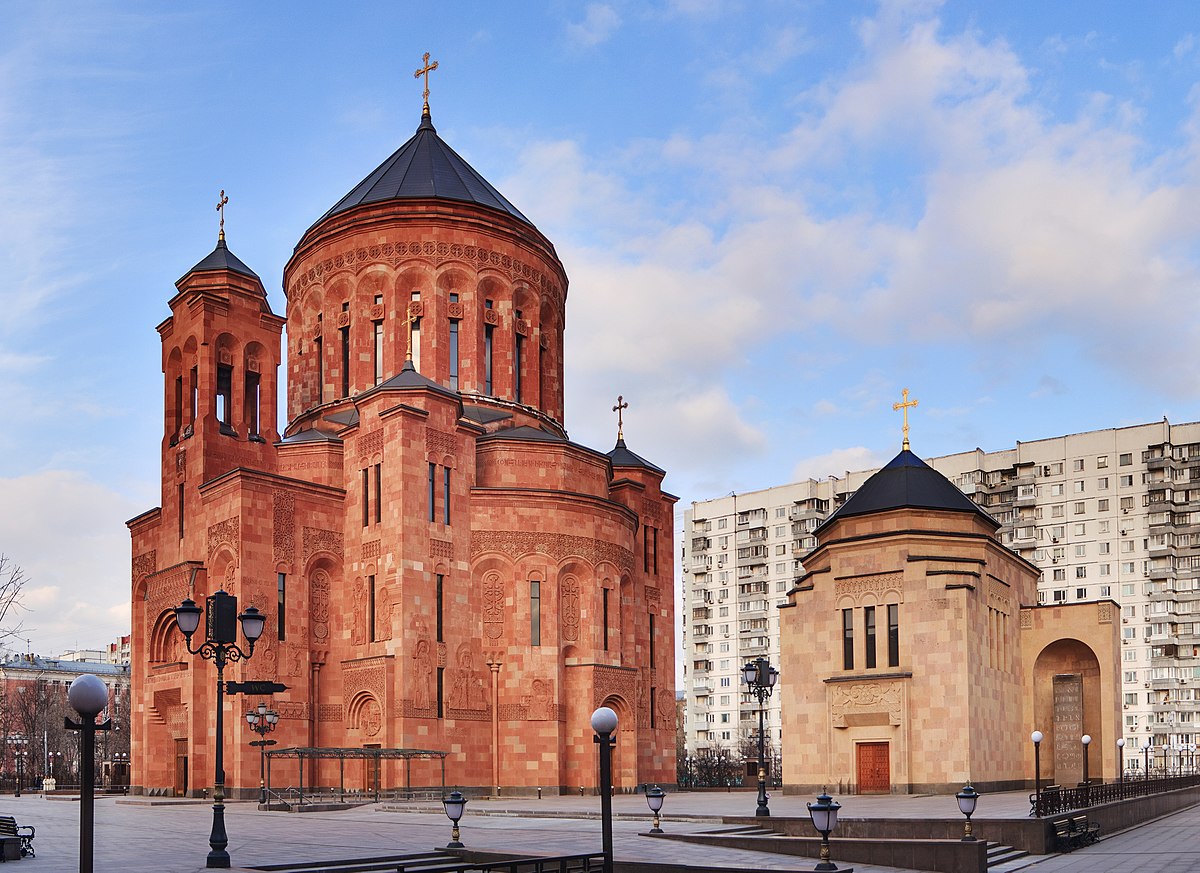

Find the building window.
xmin=1119 ymin=453 xmax=1132 ymax=466
xmin=864 ymin=605 xmax=877 ymax=669
xmin=484 ymin=300 xmax=494 ymax=394
xmin=436 ymin=573 xmax=444 ymax=643
xmin=409 ymin=292 xmax=421 ymax=371
xmin=448 ymin=305 xmax=460 ymax=391
xmin=1076 ymin=566 xmax=1087 ymax=579
xmin=650 ymin=685 xmax=657 ymax=728
xmin=216 ymin=363 xmax=233 ymax=432
xmin=887 ymin=604 xmax=899 ymax=667
xmin=374 ymin=464 xmax=382 ymax=524
xmin=362 ymin=468 xmax=370 ymax=527
xmin=244 ymin=370 xmax=261 ymax=438
xmin=373 ymin=319 xmax=384 ymax=386
xmin=368 ymin=574 xmax=376 ymax=642
xmin=603 ymin=588 xmax=610 ymax=651
xmin=436 ymin=666 xmax=444 ymax=718
xmin=514 ymin=309 xmax=524 ymax=403
xmin=340 ymin=316 xmax=350 ymax=397
xmin=649 ymin=613 xmax=656 ymax=662
xmin=842 ymin=608 xmax=854 ymax=670
xmin=530 ymin=580 xmax=541 ymax=646
xmin=428 ymin=463 xmax=436 ymax=522
xmin=189 ymin=366 xmax=199 ymax=424
xmin=277 ymin=573 xmax=286 ymax=641
xmin=314 ymin=333 xmax=324 ymax=404
xmin=178 ymin=484 xmax=185 ymax=540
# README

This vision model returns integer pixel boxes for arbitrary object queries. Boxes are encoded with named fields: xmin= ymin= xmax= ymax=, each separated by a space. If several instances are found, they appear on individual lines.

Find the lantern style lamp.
xmin=956 ymin=784 xmax=980 ymax=841
xmin=807 ymin=790 xmax=843 ymax=872
xmin=645 ymin=785 xmax=666 ymax=834
xmin=442 ymin=790 xmax=467 ymax=848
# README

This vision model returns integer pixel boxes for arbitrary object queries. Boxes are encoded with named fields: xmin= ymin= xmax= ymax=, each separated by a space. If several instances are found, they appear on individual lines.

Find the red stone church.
xmin=128 ymin=98 xmax=676 ymax=797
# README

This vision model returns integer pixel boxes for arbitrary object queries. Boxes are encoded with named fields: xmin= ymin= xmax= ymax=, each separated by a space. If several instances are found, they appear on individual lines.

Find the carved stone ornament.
xmin=273 ymin=491 xmax=295 ymax=564
xmin=447 ymin=302 xmax=464 ymax=320
xmin=311 ymin=568 xmax=331 ymax=643
xmin=592 ymin=665 xmax=637 ymax=710
xmin=208 ymin=516 xmax=240 ymax=561
xmin=561 ymin=576 xmax=580 ymax=642
xmin=515 ymin=318 xmax=529 ymax=336
xmin=370 ymin=303 xmax=385 ymax=321
xmin=986 ymin=579 xmax=1013 ymax=613
xmin=408 ymin=301 xmax=424 ymax=318
xmin=218 ymin=348 xmax=232 ymax=367
xmin=834 ymin=572 xmax=902 ymax=605
xmin=175 ymin=450 xmax=186 ymax=480
xmin=431 ymin=538 xmax=454 ymax=560
xmin=483 ymin=308 xmax=500 ymax=326
xmin=425 ymin=428 xmax=455 ymax=458
xmin=1097 ymin=601 xmax=1114 ymax=624
xmin=830 ymin=681 xmax=904 ymax=728
xmin=132 ymin=551 xmax=157 ymax=582
xmin=303 ymin=527 xmax=344 ymax=562
xmin=483 ymin=572 xmax=505 ymax=639
xmin=337 ymin=310 xmax=350 ymax=328
xmin=472 ymin=530 xmax=634 ymax=574
xmin=360 ymin=430 xmax=384 ymax=457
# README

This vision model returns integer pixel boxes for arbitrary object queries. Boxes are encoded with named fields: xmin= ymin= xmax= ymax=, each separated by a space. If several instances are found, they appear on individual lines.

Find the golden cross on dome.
xmin=414 ymin=51 xmax=439 ymax=114
xmin=612 ymin=395 xmax=628 ymax=441
xmin=215 ymin=189 xmax=229 ymax=241
xmin=892 ymin=388 xmax=919 ymax=451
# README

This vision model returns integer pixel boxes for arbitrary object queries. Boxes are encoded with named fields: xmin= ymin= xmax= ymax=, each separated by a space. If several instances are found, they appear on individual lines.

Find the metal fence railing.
xmin=1030 ymin=774 xmax=1200 ymax=817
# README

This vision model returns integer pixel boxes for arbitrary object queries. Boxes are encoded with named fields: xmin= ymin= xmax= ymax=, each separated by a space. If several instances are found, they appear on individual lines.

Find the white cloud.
xmin=566 ymin=4 xmax=621 ymax=47
xmin=792 ymin=446 xmax=888 ymax=482
xmin=0 ymin=471 xmax=138 ymax=654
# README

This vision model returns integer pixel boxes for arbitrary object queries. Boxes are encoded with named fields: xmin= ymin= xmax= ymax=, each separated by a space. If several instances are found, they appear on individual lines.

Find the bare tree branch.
xmin=0 ymin=555 xmax=27 ymax=644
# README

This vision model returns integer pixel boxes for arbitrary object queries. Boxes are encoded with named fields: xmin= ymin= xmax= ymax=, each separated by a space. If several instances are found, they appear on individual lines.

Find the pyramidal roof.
xmin=179 ymin=236 xmax=261 ymax=284
xmin=817 ymin=448 xmax=997 ymax=533
xmin=312 ymin=109 xmax=532 ymax=230
xmin=608 ymin=437 xmax=665 ymax=475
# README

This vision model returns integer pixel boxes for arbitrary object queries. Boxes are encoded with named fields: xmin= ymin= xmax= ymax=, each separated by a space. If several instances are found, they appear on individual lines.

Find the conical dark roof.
xmin=608 ymin=437 xmax=665 ymax=475
xmin=817 ymin=449 xmax=996 ymax=534
xmin=312 ymin=110 xmax=532 ymax=230
xmin=179 ymin=237 xmax=260 ymax=283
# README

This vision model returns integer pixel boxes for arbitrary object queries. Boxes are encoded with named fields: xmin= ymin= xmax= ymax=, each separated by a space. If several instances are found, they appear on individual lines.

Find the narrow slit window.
xmin=603 ymin=588 xmax=610 ymax=651
xmin=177 ymin=484 xmax=185 ymax=540
xmin=277 ymin=573 xmax=286 ymax=642
xmin=864 ymin=605 xmax=877 ymax=669
xmin=514 ymin=309 xmax=524 ymax=403
xmin=216 ymin=364 xmax=233 ymax=431
xmin=244 ymin=371 xmax=261 ymax=438
xmin=888 ymin=603 xmax=900 ymax=667
xmin=530 ymin=580 xmax=541 ymax=646
xmin=410 ymin=292 xmax=421 ymax=372
xmin=189 ymin=366 xmax=198 ymax=424
xmin=340 ymin=307 xmax=350 ymax=397
xmin=436 ymin=666 xmax=444 ymax=718
xmin=484 ymin=299 xmax=494 ymax=395
xmin=649 ymin=613 xmax=656 ymax=662
xmin=374 ymin=463 xmax=382 ymax=524
xmin=173 ymin=375 xmax=183 ymax=439
xmin=361 ymin=468 xmax=370 ymax=527
xmin=373 ymin=319 xmax=384 ymax=386
xmin=428 ymin=463 xmax=436 ymax=522
xmin=842 ymin=608 xmax=854 ymax=670
xmin=443 ymin=466 xmax=451 ymax=525
xmin=314 ymin=335 xmax=324 ymax=404
xmin=448 ymin=292 xmax=459 ymax=392
xmin=436 ymin=573 xmax=444 ymax=642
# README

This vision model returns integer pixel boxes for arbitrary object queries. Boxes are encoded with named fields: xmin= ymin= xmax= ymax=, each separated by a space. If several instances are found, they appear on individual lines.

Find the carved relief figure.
xmin=413 ymin=640 xmax=433 ymax=710
xmin=375 ymin=582 xmax=392 ymax=641
xmin=360 ymin=698 xmax=382 ymax=737
xmin=529 ymin=678 xmax=553 ymax=720
xmin=352 ymin=577 xmax=367 ymax=645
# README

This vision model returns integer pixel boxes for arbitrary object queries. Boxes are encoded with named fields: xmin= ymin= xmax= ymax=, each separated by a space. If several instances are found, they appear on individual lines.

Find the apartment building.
xmin=681 ymin=418 xmax=1200 ymax=772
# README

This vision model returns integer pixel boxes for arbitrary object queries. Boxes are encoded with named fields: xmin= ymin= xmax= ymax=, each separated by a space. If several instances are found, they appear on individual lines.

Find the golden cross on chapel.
xmin=414 ymin=51 xmax=439 ymax=114
xmin=405 ymin=306 xmax=419 ymax=362
xmin=215 ymin=189 xmax=229 ymax=241
xmin=612 ymin=395 xmax=629 ymax=441
xmin=893 ymin=388 xmax=919 ymax=451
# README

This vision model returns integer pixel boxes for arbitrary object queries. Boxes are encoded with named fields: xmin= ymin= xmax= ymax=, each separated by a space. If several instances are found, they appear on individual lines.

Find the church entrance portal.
xmin=856 ymin=742 xmax=890 ymax=793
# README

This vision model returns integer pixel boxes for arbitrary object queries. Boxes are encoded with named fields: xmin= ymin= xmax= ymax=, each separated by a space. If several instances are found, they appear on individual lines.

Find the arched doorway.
xmin=599 ymin=695 xmax=636 ymax=791
xmin=1032 ymin=639 xmax=1103 ymax=785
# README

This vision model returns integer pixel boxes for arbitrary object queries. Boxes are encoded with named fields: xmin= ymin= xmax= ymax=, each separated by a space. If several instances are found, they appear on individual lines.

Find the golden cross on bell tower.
xmin=405 ymin=306 xmax=419 ymax=362
xmin=612 ymin=395 xmax=629 ymax=441
xmin=892 ymin=388 xmax=919 ymax=451
xmin=414 ymin=51 xmax=439 ymax=115
xmin=215 ymin=189 xmax=229 ymax=241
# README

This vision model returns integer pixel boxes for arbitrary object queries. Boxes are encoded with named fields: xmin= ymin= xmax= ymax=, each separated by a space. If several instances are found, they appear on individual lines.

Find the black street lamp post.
xmin=66 ymin=674 xmax=112 ymax=873
xmin=742 ymin=657 xmax=778 ymax=817
xmin=1117 ymin=738 xmax=1125 ymax=783
xmin=245 ymin=702 xmax=279 ymax=805
xmin=174 ymin=590 xmax=265 ymax=869
xmin=591 ymin=707 xmax=618 ymax=873
xmin=1142 ymin=741 xmax=1151 ymax=780
xmin=7 ymin=735 xmax=27 ymax=797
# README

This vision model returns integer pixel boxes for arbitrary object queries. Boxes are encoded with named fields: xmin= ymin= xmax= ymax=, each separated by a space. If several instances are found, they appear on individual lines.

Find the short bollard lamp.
xmin=174 ymin=590 xmax=265 ymax=868
xmin=645 ymin=785 xmax=666 ymax=834
xmin=66 ymin=674 xmax=112 ymax=873
xmin=807 ymin=790 xmax=843 ymax=872
xmin=956 ymin=784 xmax=980 ymax=841
xmin=442 ymin=790 xmax=467 ymax=848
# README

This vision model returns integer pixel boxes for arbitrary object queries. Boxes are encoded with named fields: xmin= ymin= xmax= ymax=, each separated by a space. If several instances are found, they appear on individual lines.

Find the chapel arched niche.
xmin=1032 ymin=638 xmax=1103 ymax=784
xmin=599 ymin=693 xmax=637 ymax=790
xmin=471 ymin=553 xmax=515 ymax=647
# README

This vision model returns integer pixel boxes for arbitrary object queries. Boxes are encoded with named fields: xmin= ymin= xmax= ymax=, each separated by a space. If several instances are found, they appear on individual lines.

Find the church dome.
xmin=308 ymin=110 xmax=532 ymax=234
xmin=817 ymin=448 xmax=998 ymax=534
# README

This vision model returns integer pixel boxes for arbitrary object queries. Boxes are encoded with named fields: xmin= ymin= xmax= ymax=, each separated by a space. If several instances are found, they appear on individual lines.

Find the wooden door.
xmin=856 ymin=742 xmax=890 ymax=793
xmin=173 ymin=738 xmax=189 ymax=797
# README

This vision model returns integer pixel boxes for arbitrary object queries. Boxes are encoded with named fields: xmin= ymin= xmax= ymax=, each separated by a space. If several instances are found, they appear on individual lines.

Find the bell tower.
xmin=156 ymin=198 xmax=284 ymax=559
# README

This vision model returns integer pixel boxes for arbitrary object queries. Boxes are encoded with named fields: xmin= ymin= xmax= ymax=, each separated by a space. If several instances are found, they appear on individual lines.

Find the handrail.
xmin=1030 ymin=773 xmax=1200 ymax=817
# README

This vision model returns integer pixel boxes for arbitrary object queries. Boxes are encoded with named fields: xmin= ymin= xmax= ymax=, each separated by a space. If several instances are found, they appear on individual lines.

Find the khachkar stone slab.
xmin=1053 ymin=673 xmax=1084 ymax=786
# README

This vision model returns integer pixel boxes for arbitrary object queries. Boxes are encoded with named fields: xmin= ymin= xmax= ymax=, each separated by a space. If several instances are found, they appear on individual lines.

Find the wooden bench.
xmin=1051 ymin=818 xmax=1075 ymax=853
xmin=1070 ymin=814 xmax=1100 ymax=846
xmin=0 ymin=815 xmax=35 ymax=859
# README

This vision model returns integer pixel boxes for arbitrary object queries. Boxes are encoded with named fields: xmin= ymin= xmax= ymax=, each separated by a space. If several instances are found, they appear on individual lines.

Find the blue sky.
xmin=3 ymin=1 xmax=1200 ymax=655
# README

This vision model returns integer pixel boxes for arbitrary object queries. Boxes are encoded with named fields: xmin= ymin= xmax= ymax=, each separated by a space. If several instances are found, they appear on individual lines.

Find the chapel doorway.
xmin=363 ymin=744 xmax=381 ymax=793
xmin=856 ymin=742 xmax=890 ymax=793
xmin=174 ymin=738 xmax=189 ymax=797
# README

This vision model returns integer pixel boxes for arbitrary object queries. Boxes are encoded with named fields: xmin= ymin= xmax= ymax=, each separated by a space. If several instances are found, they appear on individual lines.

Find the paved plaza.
xmin=0 ymin=789 xmax=1196 ymax=873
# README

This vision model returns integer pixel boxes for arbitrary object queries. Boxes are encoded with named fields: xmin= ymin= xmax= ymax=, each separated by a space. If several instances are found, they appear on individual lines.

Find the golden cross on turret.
xmin=612 ymin=395 xmax=628 ymax=441
xmin=892 ymin=388 xmax=919 ymax=451
xmin=215 ymin=189 xmax=229 ymax=241
xmin=414 ymin=51 xmax=439 ymax=114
